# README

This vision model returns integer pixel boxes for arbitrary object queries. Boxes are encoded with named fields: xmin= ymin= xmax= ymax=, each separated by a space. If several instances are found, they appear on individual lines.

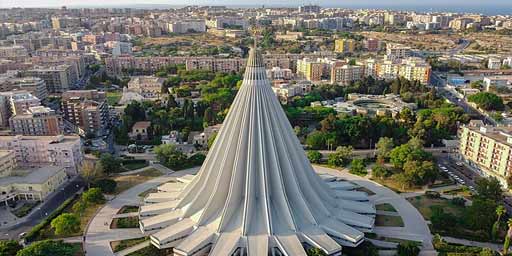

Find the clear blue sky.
xmin=2 ymin=0 xmax=512 ymax=8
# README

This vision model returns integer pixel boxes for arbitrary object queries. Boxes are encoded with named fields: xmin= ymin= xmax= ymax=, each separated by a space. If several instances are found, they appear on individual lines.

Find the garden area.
xmin=111 ymin=216 xmax=139 ymax=229
xmin=112 ymin=168 xmax=163 ymax=194
xmin=409 ymin=177 xmax=509 ymax=243
xmin=11 ymin=200 xmax=40 ymax=218
xmin=25 ymin=188 xmax=105 ymax=242
xmin=111 ymin=237 xmax=147 ymax=253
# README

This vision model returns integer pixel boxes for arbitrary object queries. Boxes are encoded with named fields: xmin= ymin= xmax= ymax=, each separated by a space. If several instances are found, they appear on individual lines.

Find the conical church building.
xmin=138 ymin=44 xmax=375 ymax=256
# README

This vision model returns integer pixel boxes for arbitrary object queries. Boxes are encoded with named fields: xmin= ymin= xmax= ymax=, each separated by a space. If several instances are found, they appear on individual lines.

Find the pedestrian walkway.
xmin=84 ymin=167 xmax=199 ymax=256
xmin=442 ymin=236 xmax=503 ymax=252
xmin=314 ymin=165 xmax=436 ymax=256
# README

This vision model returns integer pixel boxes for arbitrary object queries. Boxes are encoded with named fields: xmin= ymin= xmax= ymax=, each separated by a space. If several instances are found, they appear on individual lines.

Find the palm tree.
xmin=498 ymin=205 xmax=507 ymax=223
xmin=493 ymin=205 xmax=507 ymax=240
xmin=503 ymin=218 xmax=512 ymax=255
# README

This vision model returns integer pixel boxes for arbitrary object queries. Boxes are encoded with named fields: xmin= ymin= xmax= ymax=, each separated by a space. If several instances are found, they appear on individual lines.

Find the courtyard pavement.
xmin=84 ymin=167 xmax=199 ymax=256
xmin=85 ymin=165 xmax=437 ymax=256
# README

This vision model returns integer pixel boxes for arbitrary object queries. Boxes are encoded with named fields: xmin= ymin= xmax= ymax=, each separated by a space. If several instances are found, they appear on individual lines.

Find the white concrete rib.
xmin=139 ymin=45 xmax=374 ymax=255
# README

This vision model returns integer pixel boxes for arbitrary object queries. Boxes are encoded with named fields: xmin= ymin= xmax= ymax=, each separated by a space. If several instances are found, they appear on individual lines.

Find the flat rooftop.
xmin=0 ymin=165 xmax=65 ymax=186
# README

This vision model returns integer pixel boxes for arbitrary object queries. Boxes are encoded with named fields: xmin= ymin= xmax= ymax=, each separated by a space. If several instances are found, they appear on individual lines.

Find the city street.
xmin=1 ymin=176 xmax=85 ymax=240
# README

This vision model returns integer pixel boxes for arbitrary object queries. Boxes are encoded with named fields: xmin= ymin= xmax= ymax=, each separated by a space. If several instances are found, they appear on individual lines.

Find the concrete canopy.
xmin=140 ymin=44 xmax=375 ymax=256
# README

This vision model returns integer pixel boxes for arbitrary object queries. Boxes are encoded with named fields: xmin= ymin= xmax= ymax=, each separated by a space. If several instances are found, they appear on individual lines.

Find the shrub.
xmin=307 ymin=150 xmax=322 ymax=164
xmin=397 ymin=241 xmax=420 ymax=256
xmin=50 ymin=213 xmax=80 ymax=236
xmin=16 ymin=240 xmax=79 ymax=256
xmin=93 ymin=178 xmax=117 ymax=194
xmin=372 ymin=165 xmax=391 ymax=179
xmin=425 ymin=191 xmax=441 ymax=199
xmin=0 ymin=240 xmax=22 ymax=256
xmin=82 ymin=188 xmax=105 ymax=204
xmin=450 ymin=197 xmax=466 ymax=207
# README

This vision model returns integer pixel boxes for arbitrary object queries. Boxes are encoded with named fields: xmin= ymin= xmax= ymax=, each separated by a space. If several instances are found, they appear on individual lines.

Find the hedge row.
xmin=25 ymin=193 xmax=79 ymax=242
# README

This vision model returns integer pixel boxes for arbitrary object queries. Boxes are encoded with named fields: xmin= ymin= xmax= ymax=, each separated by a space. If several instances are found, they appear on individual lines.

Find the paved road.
xmin=431 ymin=72 xmax=496 ymax=125
xmin=1 ymin=176 xmax=85 ymax=240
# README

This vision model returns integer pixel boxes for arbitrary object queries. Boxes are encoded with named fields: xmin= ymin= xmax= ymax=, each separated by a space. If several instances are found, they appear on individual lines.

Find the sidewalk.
xmin=84 ymin=167 xmax=199 ymax=256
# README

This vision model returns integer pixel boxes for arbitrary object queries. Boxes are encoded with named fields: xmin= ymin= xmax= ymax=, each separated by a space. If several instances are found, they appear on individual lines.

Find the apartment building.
xmin=185 ymin=58 xmax=245 ymax=73
xmin=9 ymin=106 xmax=63 ymax=136
xmin=459 ymin=124 xmax=512 ymax=188
xmin=168 ymin=20 xmax=206 ymax=34
xmin=376 ymin=57 xmax=431 ymax=84
xmin=296 ymin=58 xmax=330 ymax=82
xmin=449 ymin=18 xmax=474 ymax=30
xmin=25 ymin=64 xmax=76 ymax=93
xmin=61 ymin=90 xmax=109 ymax=137
xmin=365 ymin=38 xmax=380 ymax=52
xmin=0 ymin=135 xmax=83 ymax=174
xmin=331 ymin=63 xmax=365 ymax=86
xmin=0 ymin=45 xmax=29 ymax=62
xmin=127 ymin=76 xmax=165 ymax=99
xmin=0 ymin=91 xmax=40 ymax=128
xmin=0 ymin=75 xmax=49 ymax=102
xmin=334 ymin=39 xmax=356 ymax=54
xmin=386 ymin=43 xmax=412 ymax=61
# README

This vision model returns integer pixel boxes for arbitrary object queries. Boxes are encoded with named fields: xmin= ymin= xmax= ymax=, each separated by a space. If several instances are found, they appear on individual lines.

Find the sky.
xmin=2 ymin=0 xmax=512 ymax=8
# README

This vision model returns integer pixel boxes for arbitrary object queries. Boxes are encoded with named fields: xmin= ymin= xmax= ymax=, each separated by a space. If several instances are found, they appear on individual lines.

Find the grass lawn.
xmin=441 ymin=187 xmax=473 ymax=199
xmin=12 ymin=201 xmax=40 ymax=218
xmin=113 ymin=168 xmax=163 ymax=194
xmin=117 ymin=206 xmax=139 ymax=214
xmin=110 ymin=237 xmax=148 ymax=253
xmin=111 ymin=216 xmax=139 ymax=229
xmin=375 ymin=214 xmax=404 ymax=227
xmin=121 ymin=160 xmax=149 ymax=171
xmin=370 ymin=176 xmax=422 ymax=193
xmin=406 ymin=195 xmax=464 ymax=221
xmin=68 ymin=242 xmax=85 ymax=256
xmin=376 ymin=203 xmax=397 ymax=212
xmin=126 ymin=244 xmax=170 ymax=256
xmin=106 ymin=91 xmax=122 ymax=106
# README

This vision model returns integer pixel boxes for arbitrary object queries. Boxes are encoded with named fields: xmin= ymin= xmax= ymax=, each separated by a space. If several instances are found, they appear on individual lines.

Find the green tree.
xmin=0 ymin=240 xmax=22 ymax=256
xmin=154 ymin=144 xmax=189 ymax=170
xmin=397 ymin=241 xmax=420 ymax=256
xmin=306 ymin=131 xmax=327 ymax=150
xmin=71 ymin=198 xmax=88 ymax=216
xmin=493 ymin=205 xmax=507 ymax=241
xmin=465 ymin=198 xmax=497 ymax=232
xmin=82 ymin=188 xmax=105 ymax=204
xmin=467 ymin=92 xmax=505 ymax=111
xmin=504 ymin=218 xmax=512 ymax=255
xmin=350 ymin=158 xmax=367 ymax=176
xmin=328 ymin=146 xmax=353 ymax=167
xmin=80 ymin=161 xmax=103 ymax=189
xmin=376 ymin=137 xmax=394 ymax=163
xmin=16 ymin=240 xmax=78 ymax=256
xmin=93 ymin=179 xmax=117 ymax=194
xmin=400 ymin=160 xmax=438 ymax=187
xmin=50 ymin=213 xmax=80 ymax=236
xmin=372 ymin=165 xmax=391 ymax=179
xmin=475 ymin=177 xmax=503 ymax=201
xmin=99 ymin=154 xmax=121 ymax=174
xmin=307 ymin=151 xmax=323 ymax=164
xmin=203 ymin=107 xmax=215 ymax=126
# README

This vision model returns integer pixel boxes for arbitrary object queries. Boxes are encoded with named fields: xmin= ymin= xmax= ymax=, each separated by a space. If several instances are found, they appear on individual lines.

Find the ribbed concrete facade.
xmin=139 ymin=45 xmax=375 ymax=256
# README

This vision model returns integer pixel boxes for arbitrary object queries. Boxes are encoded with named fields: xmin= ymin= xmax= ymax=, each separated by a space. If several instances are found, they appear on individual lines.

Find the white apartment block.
xmin=0 ymin=135 xmax=83 ymax=174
